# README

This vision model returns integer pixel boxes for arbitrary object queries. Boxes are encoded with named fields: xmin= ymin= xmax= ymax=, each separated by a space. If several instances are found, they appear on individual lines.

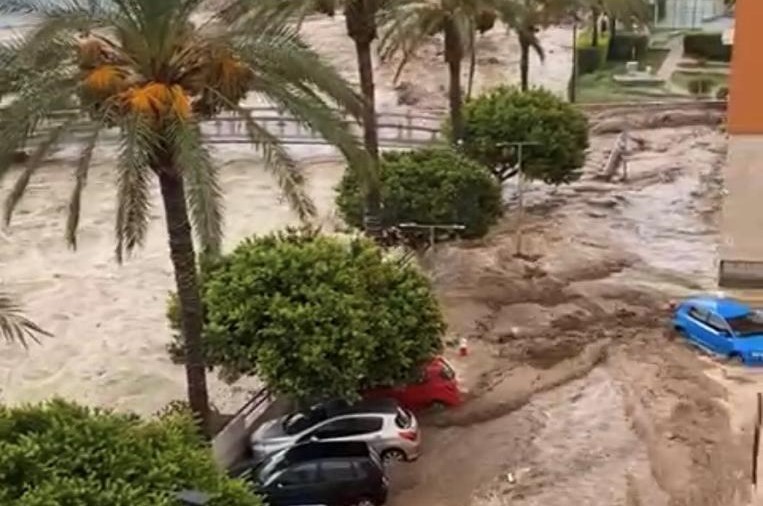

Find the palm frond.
xmin=3 ymin=116 xmax=77 ymax=226
xmin=167 ymin=117 xmax=224 ymax=255
xmin=66 ymin=125 xmax=100 ymax=249
xmin=0 ymin=291 xmax=51 ymax=347
xmin=114 ymin=112 xmax=155 ymax=263
xmin=251 ymin=74 xmax=375 ymax=197
xmin=209 ymin=89 xmax=315 ymax=222
xmin=235 ymin=21 xmax=364 ymax=119
xmin=378 ymin=2 xmax=445 ymax=82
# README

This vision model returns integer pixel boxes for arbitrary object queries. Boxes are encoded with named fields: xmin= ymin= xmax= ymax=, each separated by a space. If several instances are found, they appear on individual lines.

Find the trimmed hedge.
xmin=337 ymin=148 xmax=503 ymax=239
xmin=577 ymin=30 xmax=609 ymax=75
xmin=608 ymin=33 xmax=649 ymax=62
xmin=683 ymin=33 xmax=732 ymax=62
xmin=577 ymin=47 xmax=604 ymax=75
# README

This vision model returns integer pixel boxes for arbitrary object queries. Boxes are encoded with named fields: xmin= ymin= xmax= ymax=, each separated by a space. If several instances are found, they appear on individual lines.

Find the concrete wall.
xmin=719 ymin=136 xmax=763 ymax=288
xmin=655 ymin=0 xmax=725 ymax=29
xmin=719 ymin=0 xmax=763 ymax=290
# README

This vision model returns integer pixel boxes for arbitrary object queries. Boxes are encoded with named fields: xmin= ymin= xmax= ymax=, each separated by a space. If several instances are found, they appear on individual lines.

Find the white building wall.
xmin=654 ymin=0 xmax=725 ymax=29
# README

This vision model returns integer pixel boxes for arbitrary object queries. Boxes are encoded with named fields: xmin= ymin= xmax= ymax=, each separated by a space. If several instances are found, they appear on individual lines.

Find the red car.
xmin=364 ymin=357 xmax=462 ymax=410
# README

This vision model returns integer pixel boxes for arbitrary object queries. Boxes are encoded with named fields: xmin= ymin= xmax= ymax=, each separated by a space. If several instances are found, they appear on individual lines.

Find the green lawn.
xmin=575 ymin=72 xmax=678 ymax=103
xmin=574 ymin=49 xmax=680 ymax=103
xmin=670 ymin=70 xmax=728 ymax=92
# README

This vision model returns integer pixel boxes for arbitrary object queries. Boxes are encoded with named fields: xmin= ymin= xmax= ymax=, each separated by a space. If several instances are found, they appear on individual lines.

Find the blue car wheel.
xmin=728 ymin=353 xmax=745 ymax=365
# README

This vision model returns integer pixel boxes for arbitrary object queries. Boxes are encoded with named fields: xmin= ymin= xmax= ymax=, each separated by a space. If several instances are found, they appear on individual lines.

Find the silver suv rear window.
xmin=394 ymin=408 xmax=411 ymax=428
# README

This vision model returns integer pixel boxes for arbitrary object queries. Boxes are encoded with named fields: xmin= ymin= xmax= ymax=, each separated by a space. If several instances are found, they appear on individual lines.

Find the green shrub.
xmin=172 ymin=229 xmax=446 ymax=402
xmin=576 ymin=29 xmax=609 ymax=74
xmin=460 ymin=86 xmax=589 ymax=185
xmin=577 ymin=46 xmax=603 ymax=75
xmin=336 ymin=148 xmax=503 ymax=239
xmin=0 ymin=399 xmax=261 ymax=506
xmin=683 ymin=33 xmax=732 ymax=62
xmin=608 ymin=33 xmax=649 ymax=62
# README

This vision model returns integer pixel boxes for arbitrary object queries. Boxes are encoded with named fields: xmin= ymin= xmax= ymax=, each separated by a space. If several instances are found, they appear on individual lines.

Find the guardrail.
xmin=20 ymin=99 xmax=727 ymax=149
xmin=211 ymin=387 xmax=273 ymax=469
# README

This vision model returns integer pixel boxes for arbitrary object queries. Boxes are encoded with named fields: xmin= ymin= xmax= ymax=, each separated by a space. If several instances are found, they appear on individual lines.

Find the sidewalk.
xmin=656 ymin=35 xmax=685 ymax=82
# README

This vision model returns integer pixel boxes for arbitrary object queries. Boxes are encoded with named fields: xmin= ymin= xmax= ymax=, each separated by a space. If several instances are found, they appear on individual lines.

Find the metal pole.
xmin=515 ymin=143 xmax=526 ymax=257
xmin=570 ymin=21 xmax=578 ymax=103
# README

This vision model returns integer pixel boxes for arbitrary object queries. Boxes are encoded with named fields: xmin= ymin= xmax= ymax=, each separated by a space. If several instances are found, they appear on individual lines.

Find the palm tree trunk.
xmin=591 ymin=6 xmax=600 ymax=47
xmin=519 ymin=35 xmax=530 ymax=92
xmin=347 ymin=0 xmax=382 ymax=238
xmin=157 ymin=169 xmax=211 ymax=436
xmin=466 ymin=35 xmax=477 ymax=101
xmin=444 ymin=20 xmax=464 ymax=143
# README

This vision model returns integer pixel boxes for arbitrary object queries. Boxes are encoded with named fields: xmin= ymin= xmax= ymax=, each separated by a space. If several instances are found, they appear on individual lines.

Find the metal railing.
xmin=17 ymin=99 xmax=727 ymax=149
xmin=211 ymin=387 xmax=272 ymax=469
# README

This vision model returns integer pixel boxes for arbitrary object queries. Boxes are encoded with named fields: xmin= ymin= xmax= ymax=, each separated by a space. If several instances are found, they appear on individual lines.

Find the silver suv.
xmin=250 ymin=398 xmax=420 ymax=466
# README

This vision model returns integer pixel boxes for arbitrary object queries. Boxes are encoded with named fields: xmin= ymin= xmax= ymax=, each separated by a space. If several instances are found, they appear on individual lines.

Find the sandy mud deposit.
xmin=0 ymin=13 xmax=753 ymax=506
xmin=387 ymin=126 xmax=753 ymax=506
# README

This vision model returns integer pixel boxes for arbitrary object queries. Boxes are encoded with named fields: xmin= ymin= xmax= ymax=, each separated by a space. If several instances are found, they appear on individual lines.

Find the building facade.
xmin=719 ymin=0 xmax=763 ymax=288
xmin=652 ymin=0 xmax=725 ymax=29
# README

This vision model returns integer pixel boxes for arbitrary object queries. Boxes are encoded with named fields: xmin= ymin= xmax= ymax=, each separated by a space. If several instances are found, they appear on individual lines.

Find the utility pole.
xmin=499 ymin=141 xmax=541 ymax=258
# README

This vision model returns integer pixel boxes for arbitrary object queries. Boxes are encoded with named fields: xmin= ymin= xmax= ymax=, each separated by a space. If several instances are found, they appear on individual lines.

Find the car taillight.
xmin=399 ymin=430 xmax=418 ymax=441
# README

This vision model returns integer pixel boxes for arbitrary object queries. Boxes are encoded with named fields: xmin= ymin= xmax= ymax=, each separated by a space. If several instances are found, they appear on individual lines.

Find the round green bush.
xmin=460 ymin=86 xmax=589 ymax=185
xmin=0 ymin=399 xmax=261 ymax=506
xmin=336 ymin=148 xmax=503 ymax=239
xmin=178 ymin=229 xmax=445 ymax=402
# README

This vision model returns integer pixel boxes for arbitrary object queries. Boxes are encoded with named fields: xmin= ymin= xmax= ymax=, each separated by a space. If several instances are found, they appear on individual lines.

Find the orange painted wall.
xmin=728 ymin=0 xmax=763 ymax=134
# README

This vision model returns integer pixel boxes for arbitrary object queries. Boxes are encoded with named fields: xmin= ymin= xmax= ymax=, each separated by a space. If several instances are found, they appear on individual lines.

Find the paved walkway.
xmin=657 ymin=35 xmax=685 ymax=81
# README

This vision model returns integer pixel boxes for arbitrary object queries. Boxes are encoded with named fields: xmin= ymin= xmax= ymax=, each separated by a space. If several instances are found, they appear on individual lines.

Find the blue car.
xmin=672 ymin=295 xmax=763 ymax=364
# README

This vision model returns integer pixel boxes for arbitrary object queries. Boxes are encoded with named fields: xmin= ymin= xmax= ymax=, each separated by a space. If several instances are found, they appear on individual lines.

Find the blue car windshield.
xmin=727 ymin=310 xmax=763 ymax=337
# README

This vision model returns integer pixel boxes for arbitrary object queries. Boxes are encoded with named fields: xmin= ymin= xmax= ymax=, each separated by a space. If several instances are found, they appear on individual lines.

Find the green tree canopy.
xmin=0 ymin=399 xmax=260 ymax=506
xmin=171 ymin=229 xmax=445 ymax=401
xmin=337 ymin=148 xmax=503 ymax=239
xmin=460 ymin=86 xmax=589 ymax=184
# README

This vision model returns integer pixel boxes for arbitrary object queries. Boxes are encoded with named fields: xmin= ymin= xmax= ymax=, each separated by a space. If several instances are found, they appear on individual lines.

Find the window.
xmin=272 ymin=463 xmax=318 ymax=487
xmin=705 ymin=313 xmax=730 ymax=334
xmin=394 ymin=408 xmax=412 ymax=429
xmin=351 ymin=417 xmax=383 ymax=434
xmin=728 ymin=311 xmax=763 ymax=337
xmin=312 ymin=416 xmax=382 ymax=439
xmin=439 ymin=361 xmax=456 ymax=381
xmin=688 ymin=306 xmax=708 ymax=323
xmin=320 ymin=460 xmax=357 ymax=481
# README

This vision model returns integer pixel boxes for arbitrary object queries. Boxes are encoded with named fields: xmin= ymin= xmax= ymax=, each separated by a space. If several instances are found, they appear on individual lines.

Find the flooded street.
xmin=386 ymin=124 xmax=751 ymax=506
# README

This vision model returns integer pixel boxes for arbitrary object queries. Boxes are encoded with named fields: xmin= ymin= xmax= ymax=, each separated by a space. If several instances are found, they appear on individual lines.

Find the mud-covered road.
xmin=387 ymin=125 xmax=754 ymax=506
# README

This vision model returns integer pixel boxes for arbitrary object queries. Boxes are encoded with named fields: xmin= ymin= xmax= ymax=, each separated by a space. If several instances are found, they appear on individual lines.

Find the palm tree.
xmin=0 ymin=0 xmax=366 ymax=435
xmin=229 ymin=0 xmax=386 ymax=236
xmin=379 ymin=0 xmax=498 ymax=142
xmin=584 ymin=0 xmax=650 ymax=47
xmin=0 ymin=292 xmax=50 ymax=347
xmin=496 ymin=0 xmax=569 ymax=92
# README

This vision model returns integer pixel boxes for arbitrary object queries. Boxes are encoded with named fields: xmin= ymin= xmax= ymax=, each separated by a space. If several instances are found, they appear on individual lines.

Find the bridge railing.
xmin=23 ymin=107 xmax=445 ymax=148
xmin=17 ymin=99 xmax=727 ymax=149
